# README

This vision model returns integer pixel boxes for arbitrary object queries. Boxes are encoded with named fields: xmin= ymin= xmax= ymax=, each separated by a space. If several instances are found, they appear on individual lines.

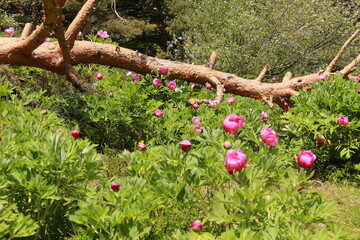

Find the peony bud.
xmin=271 ymin=77 xmax=276 ymax=82
xmin=225 ymin=149 xmax=248 ymax=173
xmin=331 ymin=94 xmax=335 ymax=97
xmin=357 ymin=90 xmax=360 ymax=94
xmin=222 ymin=114 xmax=246 ymax=135
xmin=194 ymin=125 xmax=202 ymax=133
xmin=71 ymin=130 xmax=80 ymax=138
xmin=44 ymin=38 xmax=51 ymax=42
xmin=41 ymin=110 xmax=48 ymax=115
xmin=159 ymin=67 xmax=169 ymax=75
xmin=297 ymin=150 xmax=316 ymax=168
xmin=154 ymin=109 xmax=163 ymax=117
xmin=137 ymin=144 xmax=146 ymax=150
xmin=168 ymin=81 xmax=176 ymax=90
xmin=338 ymin=115 xmax=349 ymax=126
xmin=227 ymin=97 xmax=235 ymax=104
xmin=191 ymin=221 xmax=203 ymax=232
xmin=261 ymin=111 xmax=269 ymax=118
xmin=306 ymin=87 xmax=312 ymax=91
xmin=318 ymin=74 xmax=327 ymax=80
xmin=192 ymin=116 xmax=200 ymax=125
xmin=132 ymin=74 xmax=142 ymax=82
xmin=152 ymin=78 xmax=161 ymax=87
xmin=110 ymin=181 xmax=120 ymax=191
xmin=260 ymin=128 xmax=278 ymax=146
xmin=223 ymin=142 xmax=232 ymax=149
xmin=205 ymin=82 xmax=212 ymax=89
xmin=109 ymin=92 xmax=114 ymax=98
xmin=192 ymin=103 xmax=199 ymax=109
xmin=180 ymin=140 xmax=192 ymax=152
xmin=96 ymin=73 xmax=103 ymax=80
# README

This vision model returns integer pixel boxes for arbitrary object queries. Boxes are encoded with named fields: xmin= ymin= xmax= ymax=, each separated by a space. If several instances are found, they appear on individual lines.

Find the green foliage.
xmin=166 ymin=0 xmax=360 ymax=77
xmin=281 ymin=76 xmax=360 ymax=184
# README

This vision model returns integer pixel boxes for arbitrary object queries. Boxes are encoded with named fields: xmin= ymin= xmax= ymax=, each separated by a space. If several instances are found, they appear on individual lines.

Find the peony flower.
xmin=41 ymin=110 xmax=48 ymax=115
xmin=318 ymin=74 xmax=327 ymax=80
xmin=338 ymin=115 xmax=349 ymax=126
xmin=96 ymin=73 xmax=103 ymax=80
xmin=297 ymin=150 xmax=316 ymax=168
xmin=152 ymin=78 xmax=161 ymax=87
xmin=194 ymin=125 xmax=202 ymax=133
xmin=306 ymin=87 xmax=312 ymax=91
xmin=126 ymin=71 xmax=132 ymax=77
xmin=137 ymin=144 xmax=146 ymax=150
xmin=77 ymin=31 xmax=82 ymax=37
xmin=110 ymin=182 xmax=120 ymax=191
xmin=223 ymin=142 xmax=232 ymax=149
xmin=356 ymin=77 xmax=360 ymax=82
xmin=192 ymin=116 xmax=200 ymax=125
xmin=260 ymin=128 xmax=278 ymax=146
xmin=192 ymin=103 xmax=199 ymax=109
xmin=205 ymin=82 xmax=212 ymax=89
xmin=357 ymin=90 xmax=360 ymax=94
xmin=4 ymin=27 xmax=15 ymax=36
xmin=97 ymin=30 xmax=109 ymax=39
xmin=168 ymin=81 xmax=176 ymax=90
xmin=71 ymin=130 xmax=80 ymax=138
xmin=180 ymin=140 xmax=192 ymax=152
xmin=159 ymin=67 xmax=169 ymax=75
xmin=154 ymin=109 xmax=163 ymax=117
xmin=109 ymin=92 xmax=114 ymax=98
xmin=261 ymin=112 xmax=269 ymax=119
xmin=271 ymin=77 xmax=276 ymax=82
xmin=44 ymin=38 xmax=51 ymax=42
xmin=209 ymin=100 xmax=217 ymax=108
xmin=191 ymin=221 xmax=203 ymax=232
xmin=132 ymin=74 xmax=142 ymax=82
xmin=227 ymin=97 xmax=235 ymax=104
xmin=222 ymin=114 xmax=246 ymax=135
xmin=225 ymin=149 xmax=248 ymax=173
xmin=331 ymin=94 xmax=335 ymax=97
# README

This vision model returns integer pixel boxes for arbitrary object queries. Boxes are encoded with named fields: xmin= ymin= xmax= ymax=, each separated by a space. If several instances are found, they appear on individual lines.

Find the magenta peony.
xmin=297 ymin=150 xmax=316 ymax=168
xmin=137 ymin=144 xmax=146 ymax=150
xmin=227 ymin=97 xmax=235 ymax=104
xmin=192 ymin=116 xmax=200 ymax=125
xmin=205 ymin=82 xmax=212 ymax=89
xmin=154 ymin=109 xmax=163 ymax=117
xmin=222 ymin=114 xmax=246 ymax=135
xmin=260 ymin=128 xmax=278 ymax=146
xmin=180 ymin=140 xmax=192 ymax=152
xmin=192 ymin=103 xmax=199 ymax=109
xmin=338 ymin=115 xmax=349 ymax=126
xmin=191 ymin=221 xmax=203 ymax=232
xmin=152 ymin=78 xmax=161 ymax=87
xmin=168 ymin=81 xmax=176 ymax=90
xmin=225 ymin=149 xmax=248 ymax=173
xmin=96 ymin=73 xmax=103 ymax=80
xmin=71 ymin=130 xmax=80 ymax=139
xmin=159 ymin=67 xmax=169 ymax=75
xmin=194 ymin=125 xmax=202 ymax=133
xmin=110 ymin=182 xmax=120 ymax=191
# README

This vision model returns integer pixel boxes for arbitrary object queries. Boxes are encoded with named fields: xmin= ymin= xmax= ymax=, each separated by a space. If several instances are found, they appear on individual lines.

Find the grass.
xmin=312 ymin=182 xmax=360 ymax=239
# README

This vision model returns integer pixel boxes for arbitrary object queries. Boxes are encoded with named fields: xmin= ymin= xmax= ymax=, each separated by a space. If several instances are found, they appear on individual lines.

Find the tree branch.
xmin=254 ymin=62 xmax=270 ymax=82
xmin=208 ymin=51 xmax=217 ymax=69
xmin=282 ymin=72 xmax=293 ymax=82
xmin=324 ymin=29 xmax=360 ymax=75
xmin=189 ymin=76 xmax=223 ymax=105
xmin=65 ymin=0 xmax=99 ymax=49
xmin=339 ymin=53 xmax=360 ymax=79
xmin=20 ymin=23 xmax=33 ymax=38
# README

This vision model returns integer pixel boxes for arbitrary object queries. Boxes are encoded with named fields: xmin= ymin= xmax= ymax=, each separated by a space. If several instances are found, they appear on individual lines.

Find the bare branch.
xmin=340 ymin=53 xmax=360 ymax=78
xmin=189 ymin=76 xmax=223 ymax=105
xmin=324 ymin=29 xmax=360 ymax=74
xmin=254 ymin=62 xmax=270 ymax=82
xmin=112 ymin=0 xmax=129 ymax=23
xmin=20 ymin=23 xmax=33 ymax=38
xmin=282 ymin=72 xmax=293 ymax=82
xmin=65 ymin=0 xmax=99 ymax=49
xmin=208 ymin=51 xmax=217 ymax=69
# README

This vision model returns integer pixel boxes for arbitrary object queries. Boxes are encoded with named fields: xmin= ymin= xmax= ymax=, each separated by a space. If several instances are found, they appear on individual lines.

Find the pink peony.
xmin=180 ymin=140 xmax=192 ymax=152
xmin=338 ymin=115 xmax=349 ymax=126
xmin=297 ymin=150 xmax=316 ymax=168
xmin=306 ymin=87 xmax=312 ymax=91
xmin=271 ymin=77 xmax=276 ymax=82
xmin=191 ymin=221 xmax=203 ymax=232
xmin=222 ymin=114 xmax=246 ymax=135
xmin=4 ymin=27 xmax=15 ymax=35
xmin=77 ymin=31 xmax=82 ymax=37
xmin=205 ymin=82 xmax=212 ymax=89
xmin=227 ymin=97 xmax=235 ymax=104
xmin=357 ymin=90 xmax=360 ymax=94
xmin=96 ymin=73 xmax=103 ymax=80
xmin=44 ymin=38 xmax=51 ymax=42
xmin=168 ymin=81 xmax=176 ymax=90
xmin=154 ymin=109 xmax=163 ymax=117
xmin=97 ymin=30 xmax=109 ymax=39
xmin=318 ymin=74 xmax=327 ymax=80
xmin=192 ymin=116 xmax=200 ymax=125
xmin=261 ymin=111 xmax=269 ymax=119
xmin=110 ymin=182 xmax=120 ymax=191
xmin=109 ymin=92 xmax=114 ymax=98
xmin=71 ymin=130 xmax=80 ymax=139
xmin=356 ymin=77 xmax=360 ymax=82
xmin=192 ymin=103 xmax=199 ymax=109
xmin=209 ymin=100 xmax=217 ymax=108
xmin=152 ymin=78 xmax=161 ymax=87
xmin=331 ymin=94 xmax=335 ymax=97
xmin=137 ymin=144 xmax=146 ymax=150
xmin=132 ymin=74 xmax=142 ymax=82
xmin=159 ymin=67 xmax=169 ymax=75
xmin=260 ymin=128 xmax=278 ymax=146
xmin=225 ymin=149 xmax=248 ymax=173
xmin=194 ymin=125 xmax=202 ymax=133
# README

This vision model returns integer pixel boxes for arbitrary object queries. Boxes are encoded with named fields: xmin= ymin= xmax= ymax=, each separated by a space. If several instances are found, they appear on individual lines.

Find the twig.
xmin=112 ymin=0 xmax=129 ymax=23
xmin=282 ymin=72 xmax=292 ymax=82
xmin=189 ymin=76 xmax=223 ymax=104
xmin=254 ymin=62 xmax=270 ymax=82
xmin=208 ymin=51 xmax=217 ymax=69
xmin=324 ymin=29 xmax=360 ymax=74
xmin=20 ymin=23 xmax=33 ymax=38
xmin=340 ymin=53 xmax=360 ymax=79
